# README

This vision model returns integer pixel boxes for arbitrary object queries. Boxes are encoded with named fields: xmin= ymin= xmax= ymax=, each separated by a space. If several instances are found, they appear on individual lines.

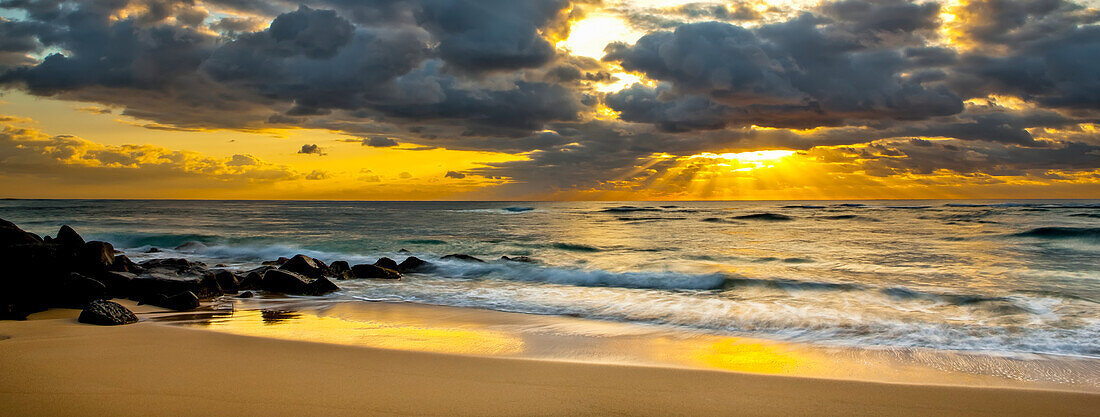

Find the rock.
xmin=173 ymin=241 xmax=208 ymax=252
xmin=212 ymin=270 xmax=239 ymax=293
xmin=237 ymin=291 xmax=254 ymax=298
xmin=238 ymin=271 xmax=263 ymax=290
xmin=500 ymin=256 xmax=536 ymax=263
xmin=0 ymin=239 xmax=69 ymax=319
xmin=0 ymin=218 xmax=42 ymax=247
xmin=262 ymin=256 xmax=290 ymax=266
xmin=278 ymin=254 xmax=330 ymax=278
xmin=146 ymin=291 xmax=200 ymax=311
xmin=60 ymin=273 xmax=108 ymax=308
xmin=78 ymin=300 xmax=138 ymax=326
xmin=108 ymin=255 xmax=141 ymax=273
xmin=329 ymin=261 xmax=352 ymax=280
xmin=129 ymin=273 xmax=222 ymax=301
xmin=350 ymin=264 xmax=401 ymax=279
xmin=259 ymin=269 xmax=312 ymax=294
xmin=54 ymin=225 xmax=85 ymax=252
xmin=75 ymin=241 xmax=115 ymax=273
xmin=95 ymin=271 xmax=135 ymax=298
xmin=140 ymin=258 xmax=209 ymax=276
xmin=397 ymin=248 xmax=410 ymax=253
xmin=374 ymin=257 xmax=399 ymax=270
xmin=442 ymin=254 xmax=485 ymax=263
xmin=397 ymin=256 xmax=432 ymax=273
xmin=305 ymin=276 xmax=340 ymax=295
xmin=146 ymin=247 xmax=161 ymax=253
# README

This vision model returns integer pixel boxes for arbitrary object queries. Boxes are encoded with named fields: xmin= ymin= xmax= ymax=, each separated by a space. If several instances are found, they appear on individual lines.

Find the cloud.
xmin=298 ymin=143 xmax=324 ymax=155
xmin=0 ymin=122 xmax=299 ymax=189
xmin=363 ymin=136 xmax=398 ymax=147
xmin=444 ymin=170 xmax=466 ymax=179
xmin=0 ymin=0 xmax=1095 ymax=198
xmin=398 ymin=171 xmax=412 ymax=179
xmin=305 ymin=169 xmax=330 ymax=180
xmin=603 ymin=16 xmax=963 ymax=130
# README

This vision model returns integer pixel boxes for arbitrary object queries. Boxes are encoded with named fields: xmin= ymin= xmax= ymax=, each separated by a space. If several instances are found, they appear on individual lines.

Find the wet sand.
xmin=1 ymin=300 xmax=1098 ymax=417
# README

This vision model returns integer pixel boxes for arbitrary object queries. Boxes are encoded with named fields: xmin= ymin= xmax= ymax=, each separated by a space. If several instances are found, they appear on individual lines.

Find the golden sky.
xmin=0 ymin=0 xmax=1097 ymax=200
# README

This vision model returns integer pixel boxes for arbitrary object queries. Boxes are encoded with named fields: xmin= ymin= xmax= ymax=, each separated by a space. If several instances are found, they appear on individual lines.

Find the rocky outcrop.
xmin=350 ymin=264 xmax=401 ymax=279
xmin=259 ymin=270 xmax=339 ymax=295
xmin=442 ymin=254 xmax=485 ymax=263
xmin=145 ymin=291 xmax=200 ymax=311
xmin=262 ymin=256 xmax=290 ymax=266
xmin=76 ymin=241 xmax=115 ymax=273
xmin=212 ymin=270 xmax=239 ymax=293
xmin=500 ymin=256 xmax=536 ymax=263
xmin=59 ymin=273 xmax=108 ymax=308
xmin=278 ymin=254 xmax=330 ymax=278
xmin=78 ymin=300 xmax=138 ymax=326
xmin=329 ymin=261 xmax=352 ymax=280
xmin=0 ymin=219 xmax=42 ymax=247
xmin=109 ymin=255 xmax=141 ymax=273
xmin=54 ymin=225 xmax=85 ymax=251
xmin=374 ymin=257 xmax=399 ymax=270
xmin=397 ymin=256 xmax=431 ymax=273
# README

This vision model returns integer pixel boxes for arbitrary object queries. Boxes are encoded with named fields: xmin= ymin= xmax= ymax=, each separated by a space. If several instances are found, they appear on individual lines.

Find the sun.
xmin=688 ymin=150 xmax=797 ymax=171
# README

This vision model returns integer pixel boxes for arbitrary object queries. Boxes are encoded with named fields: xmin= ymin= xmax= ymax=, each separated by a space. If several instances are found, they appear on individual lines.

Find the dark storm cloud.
xmin=604 ymin=16 xmax=963 ymax=130
xmin=811 ymin=138 xmax=1100 ymax=177
xmin=0 ymin=0 xmax=1096 ymax=194
xmin=444 ymin=170 xmax=465 ymax=179
xmin=0 ymin=0 xmax=588 ymax=132
xmin=364 ymin=136 xmax=398 ymax=147
xmin=298 ymin=143 xmax=324 ymax=155
xmin=614 ymin=2 xmax=773 ymax=31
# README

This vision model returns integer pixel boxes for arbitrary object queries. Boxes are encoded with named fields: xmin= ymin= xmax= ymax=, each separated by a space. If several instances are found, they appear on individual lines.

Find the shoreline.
xmin=150 ymin=297 xmax=1100 ymax=392
xmin=3 ymin=301 xmax=1099 ymax=417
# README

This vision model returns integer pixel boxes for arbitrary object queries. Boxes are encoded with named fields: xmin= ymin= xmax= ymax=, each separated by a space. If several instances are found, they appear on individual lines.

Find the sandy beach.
xmin=2 ymin=301 xmax=1098 ymax=417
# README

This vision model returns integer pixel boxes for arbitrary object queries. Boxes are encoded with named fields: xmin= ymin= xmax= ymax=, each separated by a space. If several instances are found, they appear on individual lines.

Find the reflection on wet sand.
xmin=149 ymin=299 xmax=1100 ymax=391
xmin=160 ymin=306 xmax=525 ymax=356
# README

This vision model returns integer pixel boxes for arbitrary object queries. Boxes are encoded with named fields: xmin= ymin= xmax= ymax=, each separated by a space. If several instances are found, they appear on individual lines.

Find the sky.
xmin=0 ymin=0 xmax=1097 ymax=200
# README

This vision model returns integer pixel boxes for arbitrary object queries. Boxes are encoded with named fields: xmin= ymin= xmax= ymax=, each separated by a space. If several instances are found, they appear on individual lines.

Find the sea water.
xmin=2 ymin=199 xmax=1098 ymax=358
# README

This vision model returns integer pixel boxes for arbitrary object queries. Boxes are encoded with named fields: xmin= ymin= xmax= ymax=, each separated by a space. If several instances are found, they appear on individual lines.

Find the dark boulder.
xmin=146 ymin=247 xmax=161 ymax=253
xmin=305 ymin=276 xmax=340 ymax=295
xmin=262 ymin=256 xmax=290 ymax=266
xmin=60 ymin=273 xmax=108 ymax=308
xmin=129 ymin=273 xmax=222 ymax=301
xmin=397 ymin=256 xmax=432 ymax=273
xmin=237 ymin=266 xmax=274 ymax=290
xmin=76 ymin=241 xmax=115 ymax=273
xmin=146 ymin=291 xmax=200 ymax=311
xmin=78 ymin=300 xmax=138 ymax=326
xmin=374 ymin=257 xmax=399 ymax=270
xmin=442 ymin=254 xmax=485 ymax=263
xmin=54 ymin=225 xmax=85 ymax=252
xmin=95 ymin=271 xmax=135 ymax=298
xmin=108 ymin=255 xmax=141 ymax=273
xmin=350 ymin=264 xmax=401 ymax=279
xmin=212 ymin=270 xmax=239 ymax=293
xmin=279 ymin=254 xmax=330 ymax=278
xmin=140 ymin=258 xmax=210 ymax=277
xmin=500 ymin=256 xmax=536 ymax=263
xmin=0 ymin=218 xmax=42 ymax=247
xmin=237 ymin=291 xmax=254 ymax=298
xmin=259 ymin=269 xmax=312 ymax=294
xmin=329 ymin=261 xmax=352 ymax=280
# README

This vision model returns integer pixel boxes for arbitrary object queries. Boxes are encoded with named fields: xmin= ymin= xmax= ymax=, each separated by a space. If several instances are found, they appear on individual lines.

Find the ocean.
xmin=2 ymin=199 xmax=1098 ymax=358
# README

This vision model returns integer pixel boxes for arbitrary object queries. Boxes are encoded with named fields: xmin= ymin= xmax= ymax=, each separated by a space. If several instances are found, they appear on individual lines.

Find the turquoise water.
xmin=2 ymin=199 xmax=1098 ymax=357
